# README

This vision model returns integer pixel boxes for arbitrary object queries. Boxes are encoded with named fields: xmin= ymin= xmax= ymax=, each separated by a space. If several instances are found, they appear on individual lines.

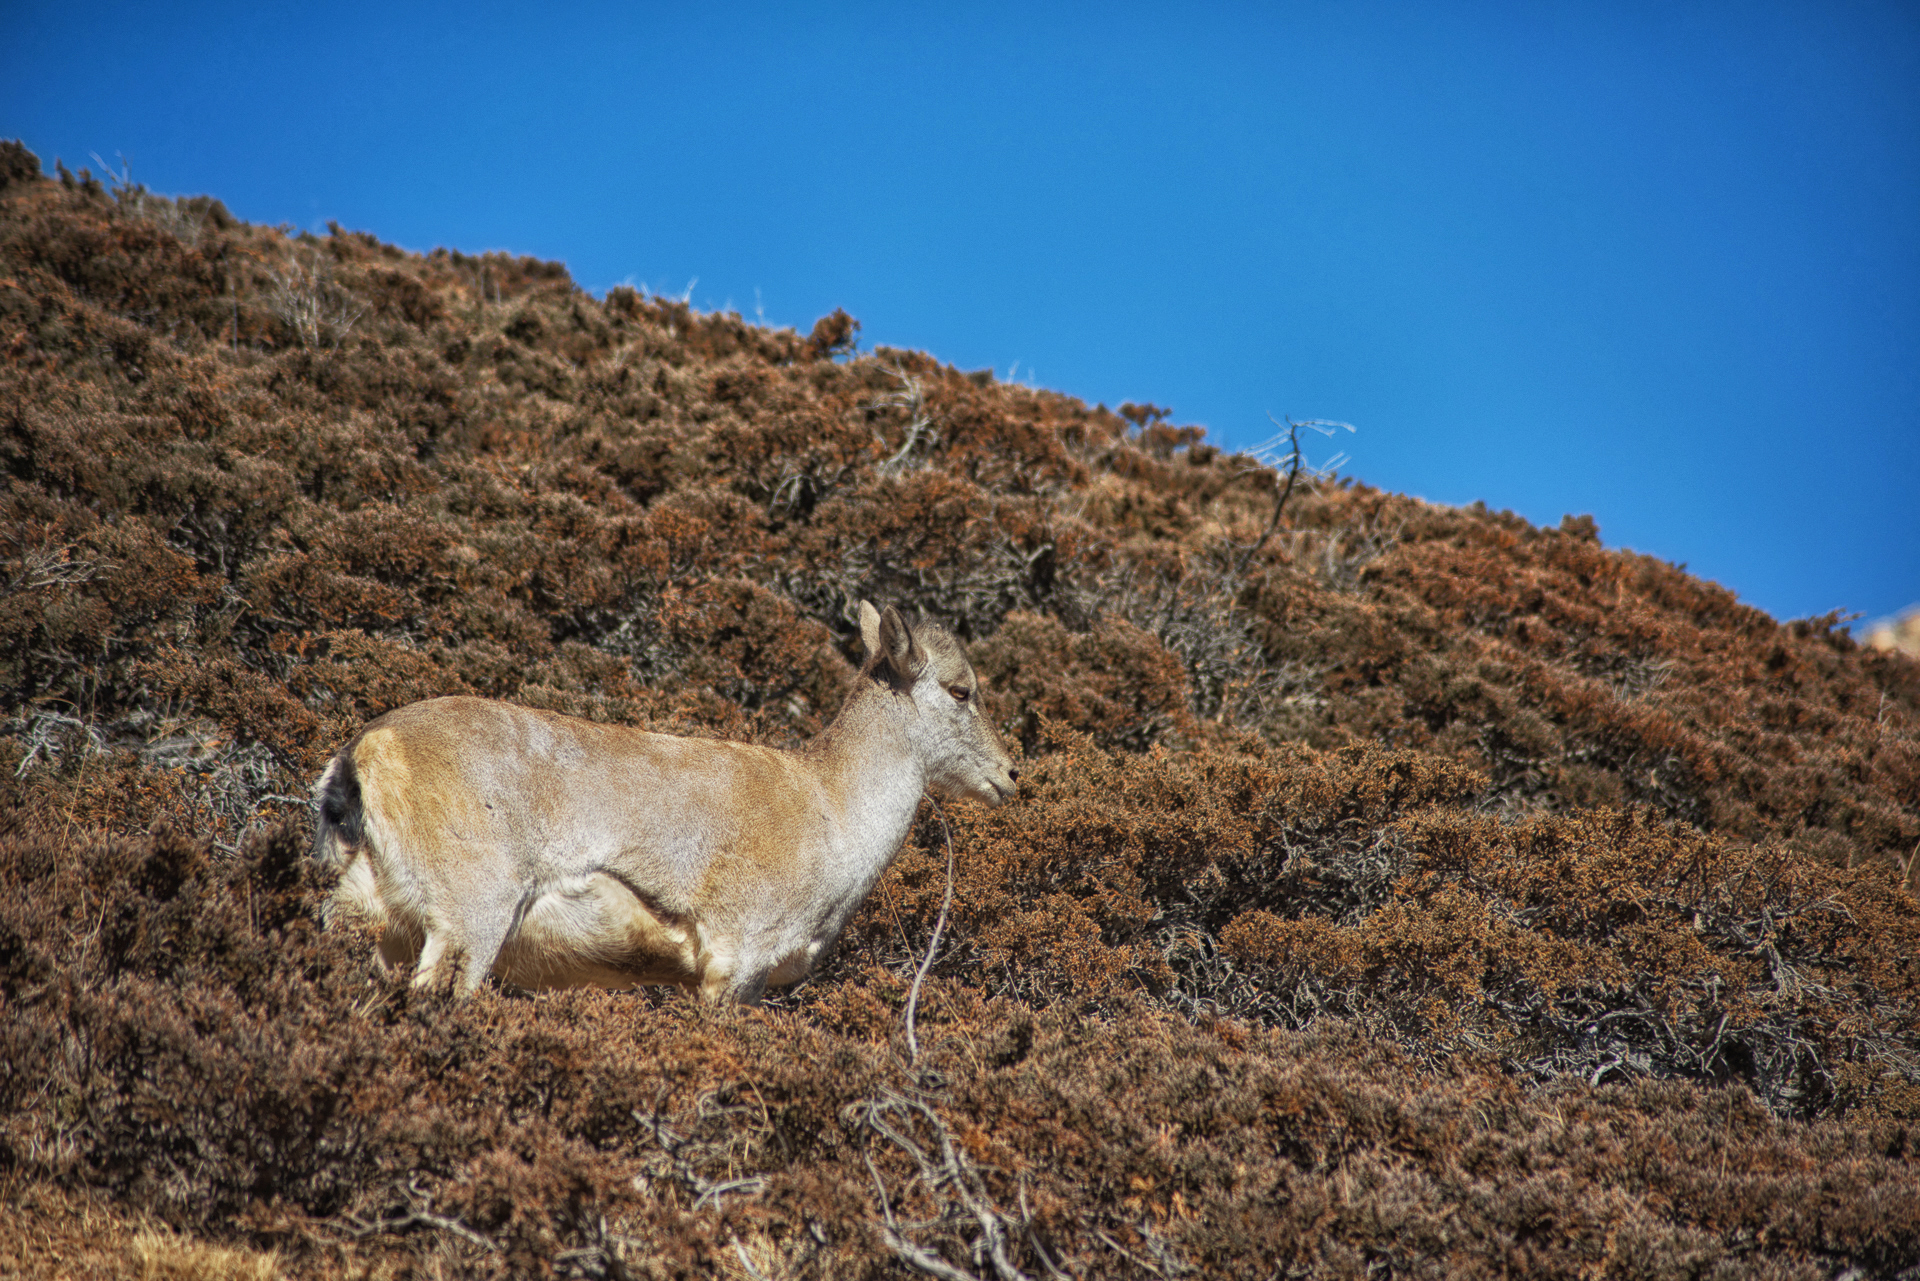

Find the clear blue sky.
xmin=6 ymin=1 xmax=1916 ymax=626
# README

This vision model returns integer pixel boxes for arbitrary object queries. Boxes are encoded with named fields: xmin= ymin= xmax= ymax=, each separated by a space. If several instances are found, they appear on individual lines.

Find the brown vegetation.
xmin=3 ymin=141 xmax=1917 ymax=1278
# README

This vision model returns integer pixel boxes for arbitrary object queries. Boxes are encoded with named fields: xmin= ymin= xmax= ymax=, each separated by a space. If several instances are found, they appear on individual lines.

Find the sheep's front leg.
xmin=695 ymin=949 xmax=770 ymax=1005
xmin=704 ymin=970 xmax=769 ymax=1005
xmin=416 ymin=882 xmax=522 ymax=995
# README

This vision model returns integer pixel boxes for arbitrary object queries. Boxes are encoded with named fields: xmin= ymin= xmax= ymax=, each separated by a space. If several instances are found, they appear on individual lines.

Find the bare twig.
xmin=873 ymin=364 xmax=940 ymax=475
xmin=629 ymin=1104 xmax=769 ymax=1211
xmin=7 ymin=540 xmax=111 ymax=592
xmin=13 ymin=713 xmax=106 ymax=778
xmin=340 ymin=1179 xmax=497 ymax=1253
xmin=1092 ymin=1227 xmax=1188 ymax=1278
xmin=692 ymin=1176 xmax=770 ymax=1211
xmin=850 ymin=1088 xmax=1033 ymax=1281
xmin=731 ymin=1234 xmax=773 ymax=1281
xmin=1017 ymin=1177 xmax=1072 ymax=1280
xmin=1232 ymin=441 xmax=1302 ymax=578
xmin=266 ymin=244 xmax=367 ymax=348
xmin=864 ymin=1148 xmax=986 ymax=1281
xmin=905 ymin=803 xmax=957 ymax=1065
xmin=90 ymin=151 xmax=136 ymax=197
xmin=1232 ymin=416 xmax=1354 ymax=577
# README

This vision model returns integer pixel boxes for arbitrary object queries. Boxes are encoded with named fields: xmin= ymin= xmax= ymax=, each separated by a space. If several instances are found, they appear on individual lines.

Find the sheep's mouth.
xmin=937 ymin=777 xmax=1016 ymax=807
xmin=979 ymin=776 xmax=1018 ymax=806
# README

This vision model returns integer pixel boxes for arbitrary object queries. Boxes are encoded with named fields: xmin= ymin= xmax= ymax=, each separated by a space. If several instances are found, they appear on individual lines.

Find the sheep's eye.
xmin=950 ymin=686 xmax=970 ymax=702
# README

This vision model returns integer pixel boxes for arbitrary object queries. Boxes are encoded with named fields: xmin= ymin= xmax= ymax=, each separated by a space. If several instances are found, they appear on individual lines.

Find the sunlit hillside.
xmin=3 ymin=140 xmax=1917 ymax=1279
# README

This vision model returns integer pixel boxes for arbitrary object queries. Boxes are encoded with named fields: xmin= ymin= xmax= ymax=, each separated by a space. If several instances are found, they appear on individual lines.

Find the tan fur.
xmin=311 ymin=602 xmax=1016 ymax=1001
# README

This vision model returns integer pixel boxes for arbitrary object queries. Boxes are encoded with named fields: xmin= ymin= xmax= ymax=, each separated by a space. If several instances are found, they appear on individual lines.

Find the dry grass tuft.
xmin=132 ymin=1228 xmax=281 ymax=1281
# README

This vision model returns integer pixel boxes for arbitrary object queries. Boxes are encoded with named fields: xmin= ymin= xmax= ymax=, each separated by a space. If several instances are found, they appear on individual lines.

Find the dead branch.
xmin=338 ymin=1177 xmax=497 ymax=1253
xmin=905 ymin=804 xmax=957 ymax=1065
xmin=848 ymin=1086 xmax=1033 ymax=1281
xmin=1231 ymin=416 xmax=1353 ymax=577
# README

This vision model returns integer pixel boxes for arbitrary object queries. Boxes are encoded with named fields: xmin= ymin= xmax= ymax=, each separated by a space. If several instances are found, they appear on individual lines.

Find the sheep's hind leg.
xmin=413 ymin=888 xmax=522 ymax=996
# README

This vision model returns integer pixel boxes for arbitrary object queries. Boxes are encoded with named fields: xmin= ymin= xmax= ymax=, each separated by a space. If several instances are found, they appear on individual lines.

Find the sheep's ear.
xmin=858 ymin=600 xmax=883 ymax=661
xmin=878 ymin=605 xmax=927 ymax=681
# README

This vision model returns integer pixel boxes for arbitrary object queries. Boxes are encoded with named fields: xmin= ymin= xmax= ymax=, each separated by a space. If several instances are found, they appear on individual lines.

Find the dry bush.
xmin=3 ymin=145 xmax=1918 ymax=1277
xmin=0 ymin=818 xmax=1912 ymax=1279
xmin=262 ymin=243 xmax=367 ymax=350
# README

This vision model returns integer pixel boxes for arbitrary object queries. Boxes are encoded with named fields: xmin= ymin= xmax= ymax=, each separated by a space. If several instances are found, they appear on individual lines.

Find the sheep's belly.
xmin=496 ymin=873 xmax=700 ymax=990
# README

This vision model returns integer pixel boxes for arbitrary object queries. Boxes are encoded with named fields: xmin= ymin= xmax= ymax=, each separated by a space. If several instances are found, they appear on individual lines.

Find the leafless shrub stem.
xmin=874 ymin=364 xmax=941 ymax=475
xmin=340 ymin=1179 xmax=497 ymax=1254
xmin=851 ymin=1088 xmax=1033 ymax=1281
xmin=12 ymin=713 xmax=106 ymax=778
xmin=7 ymin=540 xmax=111 ymax=591
xmin=266 ymin=246 xmax=367 ymax=348
xmin=92 ymin=152 xmax=209 ymax=246
xmin=1232 ymin=416 xmax=1354 ymax=577
xmin=905 ymin=803 xmax=956 ymax=1066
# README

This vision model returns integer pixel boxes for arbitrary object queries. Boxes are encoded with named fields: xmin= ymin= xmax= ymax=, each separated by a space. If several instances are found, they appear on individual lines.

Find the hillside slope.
xmin=3 ymin=143 xmax=1918 ymax=1279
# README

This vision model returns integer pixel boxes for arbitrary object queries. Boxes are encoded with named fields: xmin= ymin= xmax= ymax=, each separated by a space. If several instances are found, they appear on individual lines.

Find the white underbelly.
xmin=496 ymin=873 xmax=700 ymax=989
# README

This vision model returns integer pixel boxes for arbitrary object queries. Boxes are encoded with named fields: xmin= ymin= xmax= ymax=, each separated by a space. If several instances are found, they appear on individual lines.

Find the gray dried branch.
xmin=265 ymin=245 xmax=367 ymax=348
xmin=848 ymin=1087 xmax=1033 ymax=1281
xmin=1231 ymin=416 xmax=1354 ymax=577
xmin=872 ymin=364 xmax=941 ymax=476
xmin=12 ymin=713 xmax=107 ymax=778
xmin=905 ymin=804 xmax=957 ymax=1066
xmin=7 ymin=540 xmax=112 ymax=592
xmin=339 ymin=1177 xmax=496 ymax=1254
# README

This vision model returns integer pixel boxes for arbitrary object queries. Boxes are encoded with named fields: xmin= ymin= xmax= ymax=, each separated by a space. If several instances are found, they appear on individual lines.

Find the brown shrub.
xmin=2 ymin=147 xmax=1917 ymax=1278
